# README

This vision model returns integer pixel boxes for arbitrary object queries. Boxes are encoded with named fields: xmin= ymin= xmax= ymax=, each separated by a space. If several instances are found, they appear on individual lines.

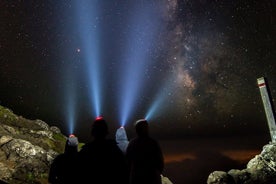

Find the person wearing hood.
xmin=48 ymin=134 xmax=79 ymax=184
xmin=115 ymin=126 xmax=129 ymax=154
xmin=126 ymin=119 xmax=164 ymax=184
xmin=77 ymin=117 xmax=128 ymax=184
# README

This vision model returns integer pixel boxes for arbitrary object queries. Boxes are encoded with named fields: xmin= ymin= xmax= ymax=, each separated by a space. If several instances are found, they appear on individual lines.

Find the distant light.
xmin=76 ymin=48 xmax=81 ymax=53
xmin=95 ymin=116 xmax=103 ymax=120
xmin=69 ymin=134 xmax=75 ymax=138
xmin=120 ymin=126 xmax=124 ymax=129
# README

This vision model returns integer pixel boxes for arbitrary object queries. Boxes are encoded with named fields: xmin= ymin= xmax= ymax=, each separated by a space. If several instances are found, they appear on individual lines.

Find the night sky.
xmin=1 ymin=1 xmax=275 ymax=183
xmin=0 ymin=0 xmax=276 ymax=139
xmin=1 ymin=0 xmax=275 ymax=143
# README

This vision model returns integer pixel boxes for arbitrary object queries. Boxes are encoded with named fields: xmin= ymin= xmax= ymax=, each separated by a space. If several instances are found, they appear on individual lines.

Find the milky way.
xmin=153 ymin=0 xmax=276 ymax=137
xmin=0 ymin=0 xmax=275 ymax=141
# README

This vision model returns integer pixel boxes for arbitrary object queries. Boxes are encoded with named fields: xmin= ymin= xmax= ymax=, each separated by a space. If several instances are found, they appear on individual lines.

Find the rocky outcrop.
xmin=0 ymin=105 xmax=66 ymax=184
xmin=0 ymin=105 xmax=174 ymax=184
xmin=207 ymin=142 xmax=276 ymax=184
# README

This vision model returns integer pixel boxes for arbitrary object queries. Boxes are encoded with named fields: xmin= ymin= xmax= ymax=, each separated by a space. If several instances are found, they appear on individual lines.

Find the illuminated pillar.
xmin=257 ymin=77 xmax=276 ymax=143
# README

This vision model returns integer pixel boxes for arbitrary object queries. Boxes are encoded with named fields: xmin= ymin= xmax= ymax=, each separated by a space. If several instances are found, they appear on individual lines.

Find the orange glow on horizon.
xmin=164 ymin=153 xmax=197 ymax=163
xmin=221 ymin=150 xmax=260 ymax=163
xmin=163 ymin=149 xmax=260 ymax=164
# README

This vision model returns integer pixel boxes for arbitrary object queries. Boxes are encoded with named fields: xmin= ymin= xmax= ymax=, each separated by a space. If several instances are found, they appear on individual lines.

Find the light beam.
xmin=75 ymin=1 xmax=101 ymax=117
xmin=66 ymin=89 xmax=76 ymax=134
xmin=145 ymin=76 xmax=174 ymax=121
xmin=118 ymin=2 xmax=163 ymax=126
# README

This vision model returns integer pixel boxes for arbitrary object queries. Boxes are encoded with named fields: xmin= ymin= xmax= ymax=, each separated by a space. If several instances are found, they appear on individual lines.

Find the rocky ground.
xmin=207 ymin=141 xmax=276 ymax=184
xmin=0 ymin=105 xmax=66 ymax=184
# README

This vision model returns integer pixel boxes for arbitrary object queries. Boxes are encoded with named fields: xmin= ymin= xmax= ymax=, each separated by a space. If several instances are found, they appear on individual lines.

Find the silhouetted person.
xmin=126 ymin=119 xmax=164 ymax=184
xmin=116 ymin=126 xmax=129 ymax=154
xmin=77 ymin=117 xmax=128 ymax=184
xmin=48 ymin=134 xmax=79 ymax=184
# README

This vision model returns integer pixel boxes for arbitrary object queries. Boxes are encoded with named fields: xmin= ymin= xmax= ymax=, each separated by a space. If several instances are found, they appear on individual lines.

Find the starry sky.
xmin=1 ymin=1 xmax=275 ymax=183
xmin=0 ymin=0 xmax=275 ymax=143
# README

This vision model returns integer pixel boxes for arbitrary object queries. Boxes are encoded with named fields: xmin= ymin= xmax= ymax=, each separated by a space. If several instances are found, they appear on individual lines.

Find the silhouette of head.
xmin=65 ymin=134 xmax=79 ymax=153
xmin=135 ymin=119 xmax=149 ymax=137
xmin=91 ymin=117 xmax=109 ymax=139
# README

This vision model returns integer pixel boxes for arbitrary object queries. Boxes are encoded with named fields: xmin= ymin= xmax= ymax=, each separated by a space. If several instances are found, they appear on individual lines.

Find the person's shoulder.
xmin=149 ymin=137 xmax=160 ymax=144
xmin=129 ymin=137 xmax=139 ymax=142
xmin=51 ymin=153 xmax=67 ymax=165
xmin=79 ymin=142 xmax=94 ymax=152
xmin=149 ymin=136 xmax=158 ymax=142
xmin=53 ymin=153 xmax=65 ymax=160
xmin=126 ymin=137 xmax=139 ymax=146
xmin=106 ymin=138 xmax=120 ymax=147
xmin=106 ymin=138 xmax=117 ymax=143
xmin=104 ymin=139 xmax=125 ymax=155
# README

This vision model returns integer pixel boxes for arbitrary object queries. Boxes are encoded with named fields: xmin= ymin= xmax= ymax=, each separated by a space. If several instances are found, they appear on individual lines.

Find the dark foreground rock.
xmin=207 ymin=142 xmax=276 ymax=184
xmin=0 ymin=105 xmax=66 ymax=184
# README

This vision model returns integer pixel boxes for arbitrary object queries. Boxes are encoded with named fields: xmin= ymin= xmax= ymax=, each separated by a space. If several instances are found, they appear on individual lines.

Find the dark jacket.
xmin=48 ymin=146 xmax=78 ymax=184
xmin=77 ymin=139 xmax=128 ymax=184
xmin=126 ymin=136 xmax=164 ymax=184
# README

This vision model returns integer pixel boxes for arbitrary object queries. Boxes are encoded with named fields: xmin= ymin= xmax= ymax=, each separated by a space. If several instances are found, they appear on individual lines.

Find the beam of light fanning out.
xmin=75 ymin=1 xmax=101 ymax=117
xmin=63 ymin=61 xmax=77 ymax=134
xmin=145 ymin=77 xmax=174 ymax=122
xmin=66 ymin=92 xmax=75 ymax=134
xmin=63 ymin=69 xmax=77 ymax=134
xmin=118 ymin=2 xmax=162 ymax=126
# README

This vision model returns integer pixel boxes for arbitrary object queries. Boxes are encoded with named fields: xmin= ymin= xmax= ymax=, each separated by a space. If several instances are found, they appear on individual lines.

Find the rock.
xmin=1 ymin=125 xmax=17 ymax=135
xmin=50 ymin=126 xmax=61 ymax=134
xmin=0 ymin=105 xmax=66 ymax=183
xmin=207 ymin=142 xmax=276 ymax=184
xmin=228 ymin=169 xmax=251 ymax=184
xmin=35 ymin=120 xmax=49 ymax=130
xmin=0 ymin=162 xmax=13 ymax=182
xmin=207 ymin=171 xmax=235 ymax=184
xmin=161 ymin=174 xmax=174 ymax=184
